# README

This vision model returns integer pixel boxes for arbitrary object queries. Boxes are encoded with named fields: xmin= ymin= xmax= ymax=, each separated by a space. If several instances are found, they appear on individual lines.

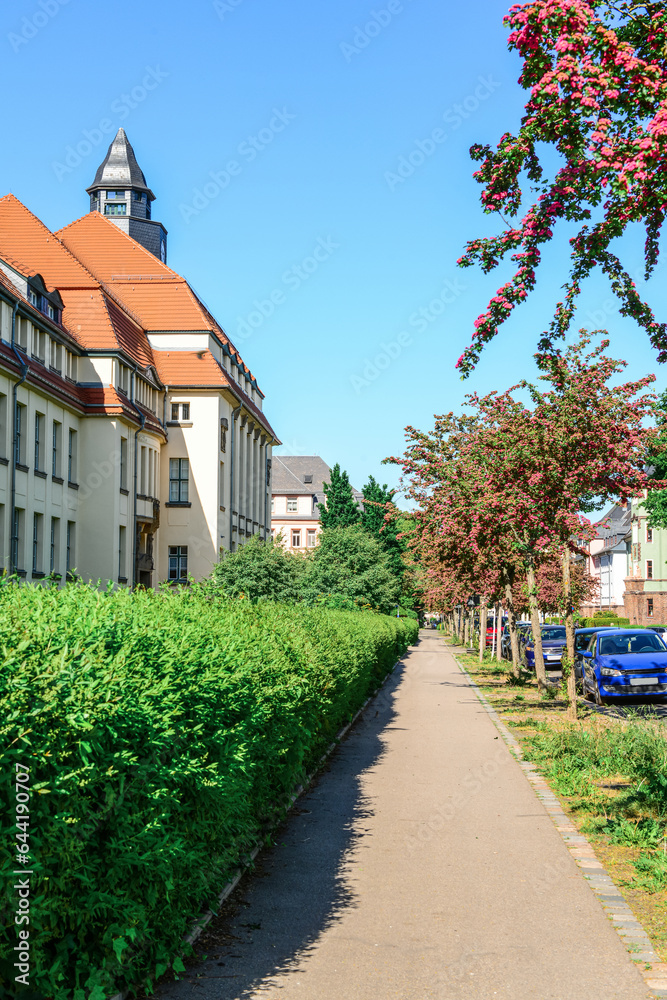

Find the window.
xmin=133 ymin=191 xmax=145 ymax=202
xmin=118 ymin=364 xmax=130 ymax=395
xmin=271 ymin=498 xmax=275 ymax=513
xmin=168 ymin=545 xmax=188 ymax=582
xmin=50 ymin=517 xmax=59 ymax=573
xmin=292 ymin=530 xmax=301 ymax=548
xmin=169 ymin=459 xmax=189 ymax=503
xmin=307 ymin=529 xmax=317 ymax=548
xmin=648 ymin=597 xmax=654 ymax=618
xmin=647 ymin=560 xmax=654 ymax=580
xmin=50 ymin=341 xmax=62 ymax=372
xmin=66 ymin=521 xmax=75 ymax=573
xmin=106 ymin=190 xmax=126 ymax=199
xmin=15 ymin=403 xmax=25 ymax=465
xmin=66 ymin=352 xmax=78 ymax=381
xmin=219 ymin=461 xmax=224 ymax=506
xmin=118 ymin=526 xmax=126 ymax=580
xmin=287 ymin=498 xmax=298 ymax=513
xmin=68 ymin=429 xmax=77 ymax=484
xmin=170 ymin=402 xmax=190 ymax=422
xmin=120 ymin=437 xmax=128 ymax=490
xmin=0 ymin=393 xmax=7 ymax=458
xmin=17 ymin=318 xmax=28 ymax=351
xmin=34 ymin=413 xmax=44 ymax=471
xmin=140 ymin=446 xmax=147 ymax=495
xmin=105 ymin=203 xmax=127 ymax=216
xmin=52 ymin=421 xmax=62 ymax=478
xmin=32 ymin=328 xmax=45 ymax=361
xmin=647 ymin=525 xmax=654 ymax=543
xmin=11 ymin=508 xmax=23 ymax=571
xmin=32 ymin=513 xmax=43 ymax=575
xmin=28 ymin=288 xmax=40 ymax=309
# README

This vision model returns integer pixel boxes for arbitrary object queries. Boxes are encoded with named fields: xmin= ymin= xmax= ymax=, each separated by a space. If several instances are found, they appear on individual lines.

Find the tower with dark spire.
xmin=86 ymin=129 xmax=168 ymax=263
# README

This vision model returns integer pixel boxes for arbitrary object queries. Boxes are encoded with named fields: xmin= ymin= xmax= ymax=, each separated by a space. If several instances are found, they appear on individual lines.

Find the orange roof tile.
xmin=57 ymin=210 xmax=178 ymax=282
xmin=0 ymin=195 xmax=96 ymax=289
xmin=153 ymin=349 xmax=278 ymax=441
xmin=0 ymin=196 xmax=271 ymax=422
xmin=152 ymin=350 xmax=225 ymax=386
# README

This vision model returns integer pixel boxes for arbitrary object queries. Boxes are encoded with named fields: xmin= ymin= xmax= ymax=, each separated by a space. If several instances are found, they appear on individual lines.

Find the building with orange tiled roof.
xmin=0 ymin=131 xmax=279 ymax=587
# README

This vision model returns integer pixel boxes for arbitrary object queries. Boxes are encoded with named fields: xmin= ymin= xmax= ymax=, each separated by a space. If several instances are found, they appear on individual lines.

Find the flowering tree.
xmin=456 ymin=0 xmax=667 ymax=378
xmin=393 ymin=333 xmax=660 ymax=704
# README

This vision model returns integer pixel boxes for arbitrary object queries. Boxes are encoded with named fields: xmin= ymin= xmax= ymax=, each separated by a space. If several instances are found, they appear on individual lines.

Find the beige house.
xmin=271 ymin=456 xmax=362 ymax=551
xmin=0 ymin=130 xmax=278 ymax=587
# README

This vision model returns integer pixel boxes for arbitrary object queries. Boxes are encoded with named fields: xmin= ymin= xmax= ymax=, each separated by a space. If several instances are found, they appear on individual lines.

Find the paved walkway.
xmin=158 ymin=632 xmax=652 ymax=999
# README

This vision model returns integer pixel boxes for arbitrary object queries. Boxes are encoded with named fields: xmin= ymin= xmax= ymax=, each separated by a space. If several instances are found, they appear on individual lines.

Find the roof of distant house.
xmin=272 ymin=456 xmax=363 ymax=502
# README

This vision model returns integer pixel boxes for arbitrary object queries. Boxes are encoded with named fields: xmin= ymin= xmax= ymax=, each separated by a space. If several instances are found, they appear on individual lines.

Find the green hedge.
xmin=579 ymin=616 xmax=630 ymax=628
xmin=0 ymin=582 xmax=418 ymax=999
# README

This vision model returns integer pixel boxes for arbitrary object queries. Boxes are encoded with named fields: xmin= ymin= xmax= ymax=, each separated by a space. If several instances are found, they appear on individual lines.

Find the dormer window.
xmin=28 ymin=288 xmax=40 ymax=308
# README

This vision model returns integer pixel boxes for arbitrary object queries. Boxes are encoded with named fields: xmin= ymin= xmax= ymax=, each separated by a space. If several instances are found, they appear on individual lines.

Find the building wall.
xmin=624 ymin=504 xmax=667 ymax=624
xmin=271 ymin=493 xmax=321 ymax=552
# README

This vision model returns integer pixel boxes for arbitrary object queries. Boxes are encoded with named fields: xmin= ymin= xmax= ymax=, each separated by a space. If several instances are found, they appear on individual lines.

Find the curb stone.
xmin=448 ymin=643 xmax=667 ymax=999
xmin=109 ymin=648 xmax=412 ymax=1000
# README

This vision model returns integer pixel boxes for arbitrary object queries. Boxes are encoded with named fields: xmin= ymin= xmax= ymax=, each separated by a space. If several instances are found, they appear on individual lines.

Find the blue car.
xmin=521 ymin=625 xmax=566 ymax=671
xmin=571 ymin=626 xmax=620 ymax=685
xmin=580 ymin=629 xmax=667 ymax=705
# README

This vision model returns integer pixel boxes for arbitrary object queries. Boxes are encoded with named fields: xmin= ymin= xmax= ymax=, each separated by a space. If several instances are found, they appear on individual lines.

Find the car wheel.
xmin=593 ymin=676 xmax=605 ymax=707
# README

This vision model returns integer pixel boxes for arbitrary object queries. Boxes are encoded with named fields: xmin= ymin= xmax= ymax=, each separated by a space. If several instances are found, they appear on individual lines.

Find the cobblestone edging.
xmin=109 ymin=651 xmax=410 ymax=1000
xmin=449 ymin=644 xmax=667 ymax=999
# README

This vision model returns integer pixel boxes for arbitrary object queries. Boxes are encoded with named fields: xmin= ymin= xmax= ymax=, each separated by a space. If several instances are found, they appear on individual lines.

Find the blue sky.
xmin=1 ymin=0 xmax=665 ymax=501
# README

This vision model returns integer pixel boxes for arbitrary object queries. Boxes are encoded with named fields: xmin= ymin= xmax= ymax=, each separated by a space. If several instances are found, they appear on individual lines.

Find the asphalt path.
xmin=156 ymin=631 xmax=652 ymax=1000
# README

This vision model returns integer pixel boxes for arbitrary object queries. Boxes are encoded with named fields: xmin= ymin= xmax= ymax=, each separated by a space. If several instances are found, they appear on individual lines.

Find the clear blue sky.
xmin=1 ymin=0 xmax=665 ymax=501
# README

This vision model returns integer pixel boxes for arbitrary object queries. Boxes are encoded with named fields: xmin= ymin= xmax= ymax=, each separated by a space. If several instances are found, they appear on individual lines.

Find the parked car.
xmin=570 ymin=627 xmax=620 ymax=686
xmin=500 ymin=621 xmax=531 ymax=660
xmin=647 ymin=626 xmax=667 ymax=636
xmin=521 ymin=625 xmax=567 ymax=670
xmin=580 ymin=629 xmax=667 ymax=705
xmin=485 ymin=617 xmax=507 ymax=648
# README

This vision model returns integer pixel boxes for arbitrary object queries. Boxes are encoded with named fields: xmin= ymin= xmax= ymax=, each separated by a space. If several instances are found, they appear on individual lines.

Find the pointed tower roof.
xmin=86 ymin=128 xmax=154 ymax=198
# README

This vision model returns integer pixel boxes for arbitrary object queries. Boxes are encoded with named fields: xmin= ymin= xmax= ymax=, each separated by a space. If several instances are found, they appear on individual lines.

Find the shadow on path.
xmin=154 ymin=655 xmax=411 ymax=999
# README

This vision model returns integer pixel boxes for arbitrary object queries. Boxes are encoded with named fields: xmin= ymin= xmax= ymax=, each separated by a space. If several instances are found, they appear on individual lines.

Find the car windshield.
xmin=539 ymin=627 xmax=566 ymax=641
xmin=599 ymin=633 xmax=667 ymax=655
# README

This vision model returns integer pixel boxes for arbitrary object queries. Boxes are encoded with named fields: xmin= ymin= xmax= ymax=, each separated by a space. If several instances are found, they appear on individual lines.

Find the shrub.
xmin=0 ymin=581 xmax=417 ymax=999
xmin=300 ymin=525 xmax=401 ymax=614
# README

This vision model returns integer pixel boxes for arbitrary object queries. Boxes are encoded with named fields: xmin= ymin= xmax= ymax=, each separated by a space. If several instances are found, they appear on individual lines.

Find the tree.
xmin=300 ymin=525 xmax=401 ymax=615
xmin=320 ymin=463 xmax=361 ymax=529
xmin=456 ymin=0 xmax=667 ymax=378
xmin=393 ymin=332 xmax=660 ymax=705
xmin=644 ymin=390 xmax=667 ymax=527
xmin=360 ymin=475 xmax=405 ymax=580
xmin=211 ymin=534 xmax=305 ymax=602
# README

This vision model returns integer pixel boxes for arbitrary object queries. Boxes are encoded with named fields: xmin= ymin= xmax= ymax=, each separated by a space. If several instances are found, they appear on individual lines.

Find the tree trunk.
xmin=502 ymin=564 xmax=521 ymax=678
xmin=526 ymin=556 xmax=548 ymax=694
xmin=463 ymin=610 xmax=469 ymax=649
xmin=562 ymin=545 xmax=578 ymax=720
xmin=479 ymin=601 xmax=488 ymax=662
